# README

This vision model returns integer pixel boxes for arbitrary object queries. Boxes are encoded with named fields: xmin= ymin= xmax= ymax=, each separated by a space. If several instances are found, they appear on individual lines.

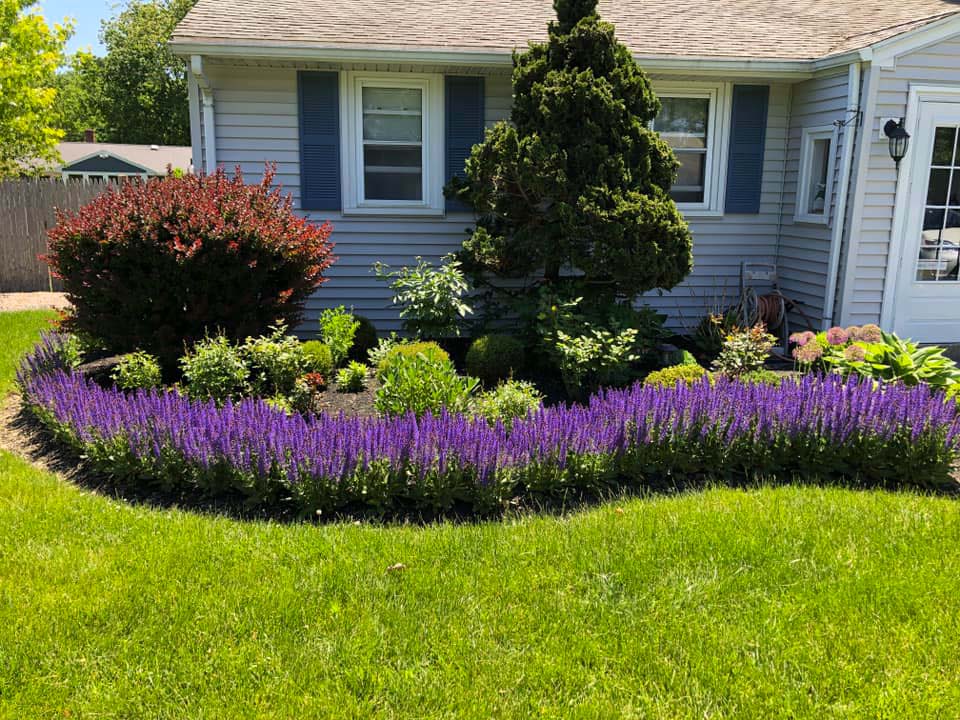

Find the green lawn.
xmin=1 ymin=311 xmax=959 ymax=718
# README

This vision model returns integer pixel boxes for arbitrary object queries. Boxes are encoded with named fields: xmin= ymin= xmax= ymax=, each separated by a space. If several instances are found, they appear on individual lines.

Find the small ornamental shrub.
xmin=376 ymin=341 xmax=450 ymax=381
xmin=240 ymin=325 xmax=305 ymax=397
xmin=471 ymin=380 xmax=543 ymax=430
xmin=741 ymin=369 xmax=789 ymax=387
xmin=44 ymin=167 xmax=336 ymax=366
xmin=712 ymin=324 xmax=776 ymax=378
xmin=793 ymin=326 xmax=960 ymax=390
xmin=320 ymin=306 xmax=360 ymax=367
xmin=691 ymin=311 xmax=740 ymax=361
xmin=367 ymin=334 xmax=400 ymax=369
xmin=375 ymin=354 xmax=478 ymax=418
xmin=465 ymin=334 xmax=525 ymax=386
xmin=553 ymin=328 xmax=639 ymax=400
xmin=373 ymin=254 xmax=473 ymax=338
xmin=180 ymin=335 xmax=249 ymax=403
xmin=644 ymin=364 xmax=709 ymax=388
xmin=349 ymin=316 xmax=379 ymax=362
xmin=111 ymin=351 xmax=162 ymax=391
xmin=301 ymin=341 xmax=334 ymax=379
xmin=336 ymin=362 xmax=368 ymax=393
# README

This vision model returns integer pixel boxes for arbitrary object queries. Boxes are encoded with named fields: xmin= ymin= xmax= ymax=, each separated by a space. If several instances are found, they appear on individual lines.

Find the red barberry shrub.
xmin=45 ymin=166 xmax=336 ymax=366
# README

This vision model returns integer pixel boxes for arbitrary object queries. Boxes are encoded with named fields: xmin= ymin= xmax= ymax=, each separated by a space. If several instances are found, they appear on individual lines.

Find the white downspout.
xmin=822 ymin=61 xmax=861 ymax=329
xmin=191 ymin=55 xmax=217 ymax=172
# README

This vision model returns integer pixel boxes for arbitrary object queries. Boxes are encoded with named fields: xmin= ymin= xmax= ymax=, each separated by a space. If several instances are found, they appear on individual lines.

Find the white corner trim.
xmin=879 ymin=83 xmax=960 ymax=330
xmin=339 ymin=70 xmax=445 ymax=216
xmin=187 ymin=72 xmax=203 ymax=172
xmin=837 ymin=62 xmax=882 ymax=326
xmin=191 ymin=55 xmax=217 ymax=171
xmin=794 ymin=124 xmax=838 ymax=227
xmin=822 ymin=62 xmax=861 ymax=328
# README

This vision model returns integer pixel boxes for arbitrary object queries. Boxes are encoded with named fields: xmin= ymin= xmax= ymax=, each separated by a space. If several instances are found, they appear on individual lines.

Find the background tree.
xmin=92 ymin=0 xmax=196 ymax=145
xmin=0 ymin=0 xmax=71 ymax=177
xmin=448 ymin=0 xmax=693 ymax=302
xmin=52 ymin=52 xmax=106 ymax=142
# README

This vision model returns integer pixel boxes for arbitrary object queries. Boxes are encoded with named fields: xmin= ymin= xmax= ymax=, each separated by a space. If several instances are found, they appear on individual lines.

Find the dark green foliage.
xmin=465 ymin=334 xmax=525 ymax=386
xmin=448 ymin=0 xmax=693 ymax=299
xmin=348 ymin=316 xmax=379 ymax=362
xmin=301 ymin=341 xmax=334 ymax=379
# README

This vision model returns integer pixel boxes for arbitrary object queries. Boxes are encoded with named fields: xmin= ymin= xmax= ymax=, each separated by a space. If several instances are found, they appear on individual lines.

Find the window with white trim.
xmin=341 ymin=72 xmax=445 ymax=215
xmin=795 ymin=126 xmax=837 ymax=224
xmin=651 ymin=83 xmax=730 ymax=214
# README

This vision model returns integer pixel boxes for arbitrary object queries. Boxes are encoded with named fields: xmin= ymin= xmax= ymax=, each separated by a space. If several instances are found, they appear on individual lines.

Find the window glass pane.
xmin=927 ymin=169 xmax=950 ymax=205
xmin=931 ymin=126 xmax=957 ymax=165
xmin=655 ymin=98 xmax=709 ymax=148
xmin=362 ymin=87 xmax=422 ymax=114
xmin=364 ymin=145 xmax=422 ymax=170
xmin=671 ymin=151 xmax=705 ymax=203
xmin=364 ymin=171 xmax=422 ymax=201
xmin=805 ymin=138 xmax=831 ymax=215
xmin=363 ymin=115 xmax=422 ymax=142
xmin=950 ymin=169 xmax=960 ymax=206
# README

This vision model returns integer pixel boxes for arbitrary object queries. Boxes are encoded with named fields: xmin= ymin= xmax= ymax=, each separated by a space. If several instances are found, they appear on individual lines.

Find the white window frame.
xmin=339 ymin=71 xmax=445 ymax=216
xmin=795 ymin=125 xmax=838 ymax=225
xmin=651 ymin=81 xmax=731 ymax=216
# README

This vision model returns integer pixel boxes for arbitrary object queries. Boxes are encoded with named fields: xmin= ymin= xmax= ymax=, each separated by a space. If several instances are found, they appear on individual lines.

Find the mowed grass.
xmin=1 ymin=311 xmax=959 ymax=718
xmin=0 ymin=309 xmax=56 ymax=394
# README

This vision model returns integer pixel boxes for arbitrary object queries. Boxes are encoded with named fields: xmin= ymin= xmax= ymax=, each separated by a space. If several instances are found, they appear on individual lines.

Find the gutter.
xmin=190 ymin=55 xmax=217 ymax=171
xmin=822 ymin=61 xmax=862 ymax=329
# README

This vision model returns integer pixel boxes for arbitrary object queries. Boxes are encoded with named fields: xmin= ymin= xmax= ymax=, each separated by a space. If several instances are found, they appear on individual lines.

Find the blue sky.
xmin=38 ymin=0 xmax=112 ymax=55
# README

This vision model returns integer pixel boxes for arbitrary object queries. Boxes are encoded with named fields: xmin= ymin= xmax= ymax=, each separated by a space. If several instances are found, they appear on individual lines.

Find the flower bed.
xmin=19 ymin=335 xmax=960 ymax=516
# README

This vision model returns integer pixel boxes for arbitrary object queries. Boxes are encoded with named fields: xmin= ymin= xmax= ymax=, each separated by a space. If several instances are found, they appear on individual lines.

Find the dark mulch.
xmin=312 ymin=376 xmax=380 ymax=417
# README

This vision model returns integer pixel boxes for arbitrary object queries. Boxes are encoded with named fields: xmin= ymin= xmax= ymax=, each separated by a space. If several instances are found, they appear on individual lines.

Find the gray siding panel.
xmin=776 ymin=72 xmax=850 ymax=327
xmin=202 ymin=64 xmax=789 ymax=335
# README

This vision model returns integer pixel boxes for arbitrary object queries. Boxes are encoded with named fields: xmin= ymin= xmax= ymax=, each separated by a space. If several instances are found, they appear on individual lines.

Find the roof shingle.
xmin=171 ymin=0 xmax=960 ymax=61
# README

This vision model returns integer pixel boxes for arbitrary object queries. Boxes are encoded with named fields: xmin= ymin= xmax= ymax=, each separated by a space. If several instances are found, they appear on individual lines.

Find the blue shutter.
xmin=724 ymin=85 xmax=769 ymax=214
xmin=445 ymin=76 xmax=485 ymax=212
xmin=298 ymin=71 xmax=340 ymax=211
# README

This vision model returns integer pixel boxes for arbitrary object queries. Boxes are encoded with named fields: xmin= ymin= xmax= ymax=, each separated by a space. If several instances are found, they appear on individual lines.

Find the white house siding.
xmin=200 ymin=62 xmax=789 ymax=335
xmin=839 ymin=37 xmax=960 ymax=325
xmin=776 ymin=71 xmax=850 ymax=328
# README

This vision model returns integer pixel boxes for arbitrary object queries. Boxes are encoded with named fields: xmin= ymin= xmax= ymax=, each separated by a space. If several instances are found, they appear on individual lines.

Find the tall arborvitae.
xmin=447 ymin=0 xmax=694 ymax=299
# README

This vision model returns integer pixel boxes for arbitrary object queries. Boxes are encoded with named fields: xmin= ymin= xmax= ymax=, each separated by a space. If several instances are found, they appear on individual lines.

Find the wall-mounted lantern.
xmin=883 ymin=118 xmax=910 ymax=167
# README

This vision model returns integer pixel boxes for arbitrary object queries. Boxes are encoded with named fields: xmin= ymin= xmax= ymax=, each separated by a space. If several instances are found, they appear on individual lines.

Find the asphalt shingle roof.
xmin=171 ymin=0 xmax=960 ymax=61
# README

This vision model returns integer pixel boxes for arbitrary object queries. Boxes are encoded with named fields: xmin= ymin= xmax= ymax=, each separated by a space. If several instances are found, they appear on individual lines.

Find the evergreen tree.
xmin=447 ymin=0 xmax=693 ymax=300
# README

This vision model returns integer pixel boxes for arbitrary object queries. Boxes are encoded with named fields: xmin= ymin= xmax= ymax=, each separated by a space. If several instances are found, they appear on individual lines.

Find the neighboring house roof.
xmin=171 ymin=0 xmax=960 ymax=61
xmin=57 ymin=143 xmax=193 ymax=175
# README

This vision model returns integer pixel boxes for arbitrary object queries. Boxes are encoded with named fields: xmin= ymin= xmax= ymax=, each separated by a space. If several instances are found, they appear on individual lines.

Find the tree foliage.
xmin=0 ymin=0 xmax=71 ymax=177
xmin=447 ymin=0 xmax=693 ymax=300
xmin=52 ymin=52 xmax=106 ymax=142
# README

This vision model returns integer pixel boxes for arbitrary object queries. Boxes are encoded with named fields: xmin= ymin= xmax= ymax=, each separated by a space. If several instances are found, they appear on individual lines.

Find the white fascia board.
xmin=170 ymin=41 xmax=815 ymax=78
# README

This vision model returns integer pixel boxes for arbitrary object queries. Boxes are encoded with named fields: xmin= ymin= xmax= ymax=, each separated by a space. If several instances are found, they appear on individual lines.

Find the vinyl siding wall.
xmin=200 ymin=62 xmax=789 ymax=335
xmin=839 ymin=37 xmax=960 ymax=325
xmin=776 ymin=71 xmax=850 ymax=327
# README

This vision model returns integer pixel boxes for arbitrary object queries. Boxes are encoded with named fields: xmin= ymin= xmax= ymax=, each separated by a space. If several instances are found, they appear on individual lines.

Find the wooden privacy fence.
xmin=0 ymin=179 xmax=111 ymax=292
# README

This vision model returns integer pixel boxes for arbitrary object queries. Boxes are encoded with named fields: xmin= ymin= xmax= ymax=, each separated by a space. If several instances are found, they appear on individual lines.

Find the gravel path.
xmin=0 ymin=292 xmax=69 ymax=313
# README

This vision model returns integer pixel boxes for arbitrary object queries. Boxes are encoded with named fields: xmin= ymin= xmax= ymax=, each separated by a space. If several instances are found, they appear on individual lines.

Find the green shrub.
xmin=348 ymin=315 xmax=379 ymax=362
xmin=712 ymin=324 xmax=776 ymax=378
xmin=180 ymin=335 xmax=249 ymax=403
xmin=240 ymin=325 xmax=305 ymax=397
xmin=691 ymin=311 xmax=740 ymax=361
xmin=375 ymin=354 xmax=478 ymax=418
xmin=376 ymin=341 xmax=450 ymax=381
xmin=643 ymin=364 xmax=709 ymax=388
xmin=373 ymin=254 xmax=473 ymax=338
xmin=465 ymin=334 xmax=525 ymax=386
xmin=301 ymin=341 xmax=334 ymax=379
xmin=367 ymin=334 xmax=400 ymax=368
xmin=335 ymin=362 xmax=368 ymax=393
xmin=320 ymin=306 xmax=360 ymax=367
xmin=740 ymin=369 xmax=789 ymax=386
xmin=111 ymin=351 xmax=162 ymax=391
xmin=553 ymin=328 xmax=639 ymax=400
xmin=471 ymin=380 xmax=543 ymax=430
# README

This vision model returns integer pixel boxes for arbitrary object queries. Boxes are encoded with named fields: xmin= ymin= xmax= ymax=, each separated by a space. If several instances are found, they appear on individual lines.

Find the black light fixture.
xmin=884 ymin=118 xmax=910 ymax=167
